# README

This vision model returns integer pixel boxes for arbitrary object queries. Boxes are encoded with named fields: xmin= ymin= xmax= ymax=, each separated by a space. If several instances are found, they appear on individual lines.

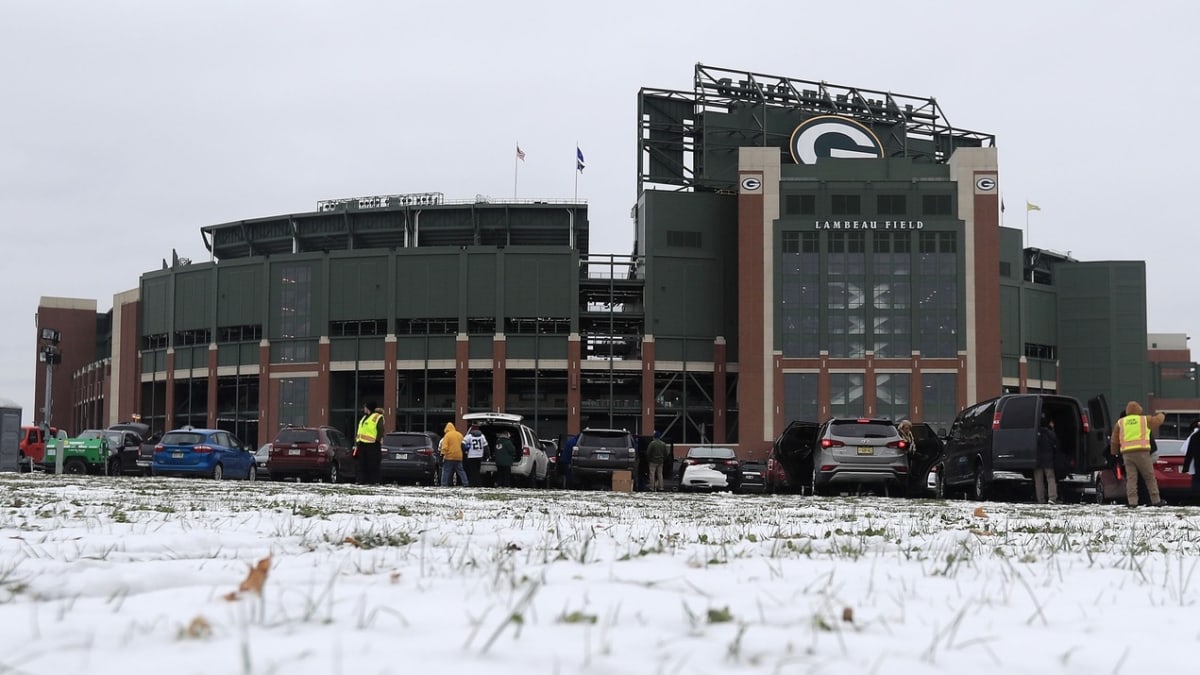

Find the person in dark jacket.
xmin=559 ymin=434 xmax=578 ymax=489
xmin=493 ymin=430 xmax=518 ymax=487
xmin=646 ymin=431 xmax=669 ymax=492
xmin=1181 ymin=421 xmax=1200 ymax=495
xmin=1034 ymin=416 xmax=1059 ymax=504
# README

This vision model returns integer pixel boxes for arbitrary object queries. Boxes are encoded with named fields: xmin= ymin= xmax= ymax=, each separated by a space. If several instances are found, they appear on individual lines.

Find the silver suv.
xmin=811 ymin=418 xmax=909 ymax=497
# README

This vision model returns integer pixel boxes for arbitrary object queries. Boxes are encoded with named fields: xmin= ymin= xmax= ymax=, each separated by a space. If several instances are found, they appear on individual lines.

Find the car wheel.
xmin=934 ymin=466 xmax=948 ymax=499
xmin=972 ymin=464 xmax=987 ymax=501
xmin=328 ymin=462 xmax=339 ymax=484
xmin=212 ymin=463 xmax=224 ymax=481
xmin=108 ymin=458 xmax=121 ymax=477
xmin=1094 ymin=477 xmax=1106 ymax=504
xmin=65 ymin=459 xmax=87 ymax=475
xmin=811 ymin=465 xmax=825 ymax=497
xmin=247 ymin=464 xmax=257 ymax=481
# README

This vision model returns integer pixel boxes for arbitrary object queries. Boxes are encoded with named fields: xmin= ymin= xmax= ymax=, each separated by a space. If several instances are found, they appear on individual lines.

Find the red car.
xmin=268 ymin=426 xmax=357 ymax=483
xmin=1093 ymin=439 xmax=1193 ymax=504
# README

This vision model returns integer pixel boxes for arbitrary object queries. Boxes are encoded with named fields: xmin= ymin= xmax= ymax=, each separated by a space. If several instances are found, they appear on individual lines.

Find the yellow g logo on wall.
xmin=789 ymin=115 xmax=884 ymax=165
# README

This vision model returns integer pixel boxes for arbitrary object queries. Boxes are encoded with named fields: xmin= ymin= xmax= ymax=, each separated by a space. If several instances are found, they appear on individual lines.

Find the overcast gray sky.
xmin=3 ymin=0 xmax=1197 ymax=422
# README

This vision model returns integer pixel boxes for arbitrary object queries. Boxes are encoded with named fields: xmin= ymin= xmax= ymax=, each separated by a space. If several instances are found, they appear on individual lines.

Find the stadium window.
xmin=782 ymin=231 xmax=800 ymax=253
xmin=802 ymin=232 xmax=819 ymax=253
xmin=999 ymin=261 xmax=1012 ymax=278
xmin=922 ymin=194 xmax=953 ymax=215
xmin=831 ymin=194 xmax=861 ymax=215
xmin=666 ymin=230 xmax=702 ymax=248
xmin=785 ymin=194 xmax=816 ymax=215
xmin=877 ymin=194 xmax=907 ymax=216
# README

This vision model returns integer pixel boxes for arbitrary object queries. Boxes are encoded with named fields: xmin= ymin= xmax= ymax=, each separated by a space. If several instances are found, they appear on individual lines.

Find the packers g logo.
xmin=789 ymin=116 xmax=884 ymax=165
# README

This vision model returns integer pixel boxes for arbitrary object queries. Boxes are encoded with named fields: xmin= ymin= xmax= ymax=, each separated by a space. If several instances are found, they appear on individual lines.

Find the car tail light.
xmin=193 ymin=445 xmax=213 ymax=454
xmin=895 ymin=465 xmax=908 ymax=473
xmin=1081 ymin=413 xmax=1091 ymax=434
xmin=767 ymin=458 xmax=776 ymax=471
xmin=992 ymin=410 xmax=1002 ymax=430
xmin=318 ymin=443 xmax=329 ymax=454
xmin=154 ymin=444 xmax=165 ymax=454
xmin=684 ymin=458 xmax=697 ymax=465
xmin=820 ymin=464 xmax=836 ymax=472
xmin=821 ymin=439 xmax=844 ymax=449
xmin=418 ymin=448 xmax=433 ymax=456
xmin=723 ymin=459 xmax=738 ymax=466
xmin=522 ymin=445 xmax=531 ymax=456
xmin=886 ymin=440 xmax=907 ymax=450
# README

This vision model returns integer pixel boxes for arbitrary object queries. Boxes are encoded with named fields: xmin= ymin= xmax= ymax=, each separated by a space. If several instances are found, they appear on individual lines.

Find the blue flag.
xmin=576 ymin=146 xmax=585 ymax=173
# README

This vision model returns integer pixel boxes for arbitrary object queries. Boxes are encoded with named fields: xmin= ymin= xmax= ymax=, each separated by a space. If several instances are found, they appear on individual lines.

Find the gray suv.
xmin=571 ymin=428 xmax=637 ymax=488
xmin=811 ymin=418 xmax=909 ymax=497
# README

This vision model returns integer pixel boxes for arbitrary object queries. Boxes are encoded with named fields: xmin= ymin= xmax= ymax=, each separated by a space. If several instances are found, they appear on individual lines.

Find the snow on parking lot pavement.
xmin=1 ymin=474 xmax=1198 ymax=674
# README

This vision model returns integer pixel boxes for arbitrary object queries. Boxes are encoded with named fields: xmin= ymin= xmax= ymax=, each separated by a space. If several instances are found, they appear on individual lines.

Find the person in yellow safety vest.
xmin=1109 ymin=400 xmax=1167 ymax=508
xmin=354 ymin=402 xmax=386 ymax=485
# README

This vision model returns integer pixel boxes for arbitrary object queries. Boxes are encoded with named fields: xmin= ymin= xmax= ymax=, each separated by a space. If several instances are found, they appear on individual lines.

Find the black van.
xmin=934 ymin=394 xmax=1111 ymax=500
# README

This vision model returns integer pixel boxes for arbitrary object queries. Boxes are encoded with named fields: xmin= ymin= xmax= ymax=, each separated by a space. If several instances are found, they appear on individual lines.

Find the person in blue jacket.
xmin=559 ymin=434 xmax=578 ymax=489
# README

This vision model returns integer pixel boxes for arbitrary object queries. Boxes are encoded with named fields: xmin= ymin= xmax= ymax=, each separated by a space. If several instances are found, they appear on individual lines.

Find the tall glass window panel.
xmin=829 ymin=373 xmax=864 ymax=418
xmin=921 ymin=373 xmax=957 ymax=435
xmin=915 ymin=232 xmax=958 ymax=357
xmin=876 ymin=373 xmax=910 ymax=422
xmin=783 ymin=373 xmax=819 ymax=424
xmin=780 ymin=232 xmax=820 ymax=357
xmin=278 ymin=378 xmax=309 ymax=428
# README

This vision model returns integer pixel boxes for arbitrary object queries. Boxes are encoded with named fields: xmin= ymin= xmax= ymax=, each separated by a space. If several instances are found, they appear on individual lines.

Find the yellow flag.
xmin=1026 ymin=201 xmax=1041 ymax=212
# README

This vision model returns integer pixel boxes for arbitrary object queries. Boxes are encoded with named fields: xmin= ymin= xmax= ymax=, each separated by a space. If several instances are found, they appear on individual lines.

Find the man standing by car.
xmin=355 ymin=402 xmax=385 ymax=485
xmin=559 ymin=434 xmax=577 ymax=489
xmin=493 ymin=429 xmax=518 ymax=487
xmin=439 ymin=421 xmax=467 ymax=487
xmin=1110 ymin=400 xmax=1167 ymax=507
xmin=1034 ymin=416 xmax=1059 ymax=504
xmin=646 ymin=431 xmax=669 ymax=492
xmin=462 ymin=424 xmax=489 ymax=487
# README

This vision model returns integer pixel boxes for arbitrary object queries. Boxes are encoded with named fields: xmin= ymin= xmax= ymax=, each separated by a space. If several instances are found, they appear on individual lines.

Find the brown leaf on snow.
xmin=973 ymin=506 xmax=988 ymax=518
xmin=389 ymin=571 xmax=402 ymax=584
xmin=344 ymin=536 xmax=363 ymax=548
xmin=969 ymin=528 xmax=995 ymax=537
xmin=181 ymin=615 xmax=212 ymax=640
xmin=238 ymin=555 xmax=271 ymax=595
xmin=454 ymin=511 xmax=464 ymax=520
xmin=842 ymin=607 xmax=854 ymax=623
xmin=221 ymin=591 xmax=240 ymax=602
xmin=506 ymin=543 xmax=522 ymax=551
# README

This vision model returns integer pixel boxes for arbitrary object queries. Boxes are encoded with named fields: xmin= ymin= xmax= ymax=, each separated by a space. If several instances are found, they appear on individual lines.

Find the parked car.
xmin=380 ymin=431 xmax=442 ymax=485
xmin=267 ymin=426 xmax=355 ymax=483
xmin=254 ymin=443 xmax=272 ymax=480
xmin=678 ymin=446 xmax=741 ymax=492
xmin=107 ymin=422 xmax=159 ymax=476
xmin=934 ymin=394 xmax=1111 ymax=501
xmin=571 ymin=428 xmax=637 ymax=489
xmin=737 ymin=460 xmax=767 ymax=494
xmin=541 ymin=438 xmax=560 ymax=486
xmin=462 ymin=412 xmax=549 ymax=487
xmin=151 ymin=428 xmax=257 ymax=480
xmin=766 ymin=421 xmax=819 ymax=493
xmin=811 ymin=418 xmax=909 ymax=497
xmin=1092 ymin=439 xmax=1194 ymax=504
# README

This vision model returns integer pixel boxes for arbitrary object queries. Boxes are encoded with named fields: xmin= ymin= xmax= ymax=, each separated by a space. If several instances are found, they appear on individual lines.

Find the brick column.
xmin=492 ymin=334 xmax=507 ymax=412
xmin=258 ymin=340 xmax=271 ymax=445
xmin=455 ymin=334 xmax=469 ymax=423
xmin=567 ymin=333 xmax=582 ymax=434
xmin=384 ymin=335 xmax=398 ymax=422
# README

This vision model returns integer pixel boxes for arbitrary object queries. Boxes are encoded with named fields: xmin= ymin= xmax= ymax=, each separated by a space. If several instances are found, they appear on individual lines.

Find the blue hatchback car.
xmin=152 ymin=428 xmax=257 ymax=480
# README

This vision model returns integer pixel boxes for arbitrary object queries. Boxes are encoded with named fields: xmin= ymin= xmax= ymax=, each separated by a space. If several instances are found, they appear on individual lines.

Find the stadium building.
xmin=34 ymin=64 xmax=1200 ymax=453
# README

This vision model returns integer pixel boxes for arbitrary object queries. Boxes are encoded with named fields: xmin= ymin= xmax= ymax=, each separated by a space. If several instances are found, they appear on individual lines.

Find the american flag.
xmin=516 ymin=145 xmax=526 ymax=161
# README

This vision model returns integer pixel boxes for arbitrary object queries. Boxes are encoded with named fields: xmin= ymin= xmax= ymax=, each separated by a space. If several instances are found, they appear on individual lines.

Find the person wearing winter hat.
xmin=462 ymin=424 xmax=489 ymax=487
xmin=1110 ymin=400 xmax=1167 ymax=507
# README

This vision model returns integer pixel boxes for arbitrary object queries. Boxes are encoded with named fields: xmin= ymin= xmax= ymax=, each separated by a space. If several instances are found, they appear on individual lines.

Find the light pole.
xmin=39 ymin=328 xmax=62 ymax=474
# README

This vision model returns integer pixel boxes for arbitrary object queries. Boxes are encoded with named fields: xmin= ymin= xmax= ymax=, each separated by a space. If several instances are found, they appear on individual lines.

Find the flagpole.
xmin=574 ymin=141 xmax=579 ymax=201
xmin=1025 ymin=200 xmax=1029 ymax=245
xmin=514 ymin=144 xmax=519 ymax=198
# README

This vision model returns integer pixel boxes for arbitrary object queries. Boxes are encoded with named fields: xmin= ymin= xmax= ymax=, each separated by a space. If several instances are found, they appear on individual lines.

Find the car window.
xmin=275 ymin=429 xmax=319 ymax=444
xmin=687 ymin=447 xmax=736 ymax=459
xmin=827 ymin=421 xmax=897 ymax=439
xmin=162 ymin=431 xmax=205 ymax=445
xmin=1157 ymin=440 xmax=1186 ymax=457
xmin=78 ymin=430 xmax=104 ymax=440
xmin=383 ymin=433 xmax=432 ymax=448
xmin=578 ymin=431 xmax=634 ymax=447
xmin=999 ymin=396 xmax=1037 ymax=429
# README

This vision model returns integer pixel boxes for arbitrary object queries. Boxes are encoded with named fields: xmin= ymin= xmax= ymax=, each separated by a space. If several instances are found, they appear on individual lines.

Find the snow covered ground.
xmin=1 ymin=474 xmax=1197 ymax=674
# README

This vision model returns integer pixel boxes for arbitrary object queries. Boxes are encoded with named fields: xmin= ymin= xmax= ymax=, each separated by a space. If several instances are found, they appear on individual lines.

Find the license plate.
xmin=857 ymin=446 xmax=874 ymax=455
xmin=288 ymin=448 xmax=301 ymax=456
xmin=172 ymin=452 xmax=183 ymax=459
xmin=596 ymin=453 xmax=609 ymax=461
xmin=1163 ymin=466 xmax=1174 ymax=473
xmin=396 ymin=453 xmax=408 ymax=460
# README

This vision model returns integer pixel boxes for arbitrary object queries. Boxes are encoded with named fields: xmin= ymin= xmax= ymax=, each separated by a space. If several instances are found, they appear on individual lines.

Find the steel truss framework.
xmin=638 ymin=63 xmax=996 ymax=192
